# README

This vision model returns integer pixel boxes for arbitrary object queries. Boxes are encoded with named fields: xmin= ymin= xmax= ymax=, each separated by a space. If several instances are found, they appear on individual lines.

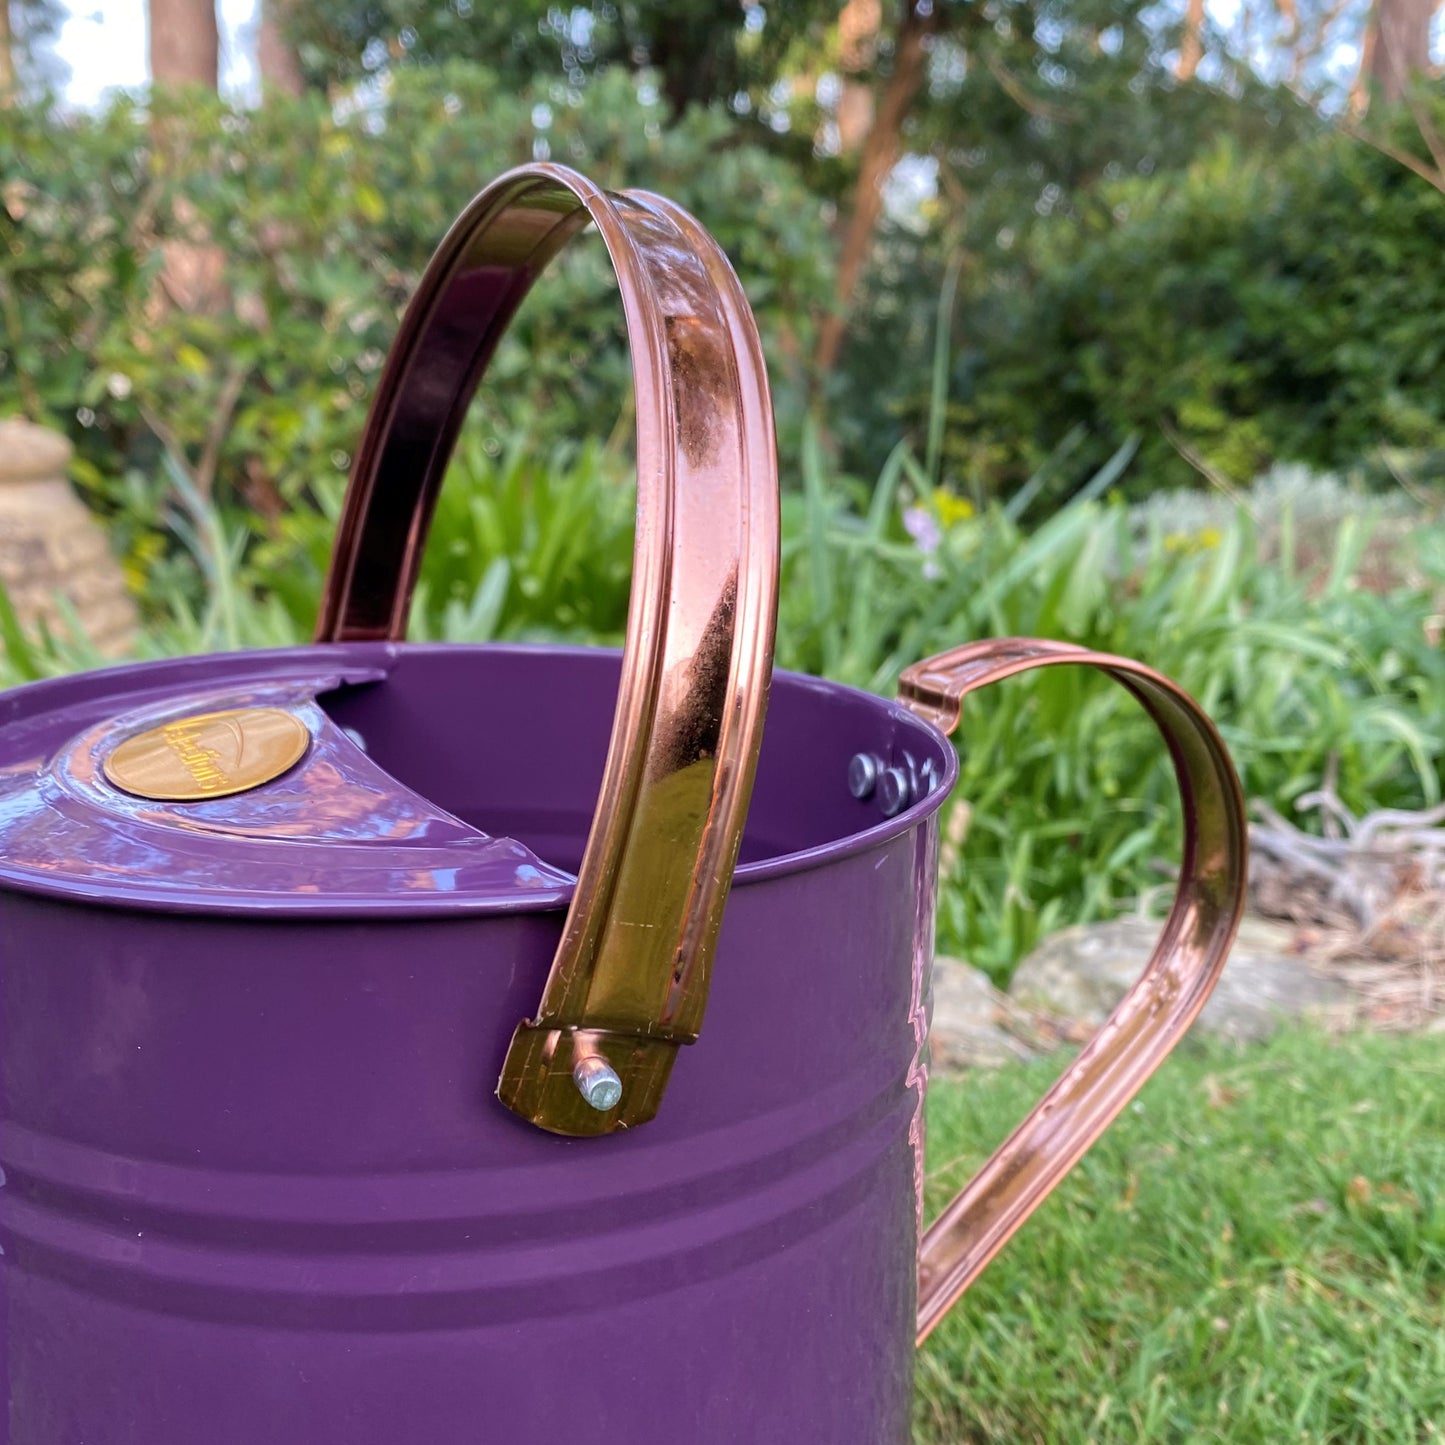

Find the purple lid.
xmin=0 ymin=645 xmax=575 ymax=916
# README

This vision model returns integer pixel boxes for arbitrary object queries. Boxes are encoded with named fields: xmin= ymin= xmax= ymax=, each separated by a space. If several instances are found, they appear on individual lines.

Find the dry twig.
xmin=1249 ymin=786 xmax=1445 ymax=1031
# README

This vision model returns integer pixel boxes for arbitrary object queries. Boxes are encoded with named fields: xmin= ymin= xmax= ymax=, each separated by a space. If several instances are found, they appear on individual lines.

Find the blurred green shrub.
xmin=253 ymin=427 xmax=639 ymax=642
xmin=6 ymin=64 xmax=1442 ymax=544
xmin=938 ymin=100 xmax=1445 ymax=497
xmin=778 ymin=429 xmax=1445 ymax=976
xmin=0 ymin=66 xmax=832 ymax=613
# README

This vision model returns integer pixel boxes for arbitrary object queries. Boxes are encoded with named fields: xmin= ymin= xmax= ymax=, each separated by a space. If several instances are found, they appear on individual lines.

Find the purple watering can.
xmin=0 ymin=166 xmax=1247 ymax=1443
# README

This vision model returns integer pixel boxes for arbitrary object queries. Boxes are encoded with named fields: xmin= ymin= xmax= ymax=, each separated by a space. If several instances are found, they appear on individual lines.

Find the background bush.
xmin=942 ymin=102 xmax=1445 ymax=496
xmin=5 ymin=40 xmax=1444 ymax=574
xmin=1 ymin=68 xmax=832 ymax=618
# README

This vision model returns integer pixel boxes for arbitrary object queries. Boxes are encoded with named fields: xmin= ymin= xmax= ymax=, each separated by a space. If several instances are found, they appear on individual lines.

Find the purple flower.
xmin=903 ymin=505 xmax=942 ymax=553
xmin=903 ymin=505 xmax=942 ymax=579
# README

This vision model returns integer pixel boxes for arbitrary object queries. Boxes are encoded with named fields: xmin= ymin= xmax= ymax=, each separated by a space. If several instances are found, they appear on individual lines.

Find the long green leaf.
xmin=925 ymin=254 xmax=964 ymax=486
xmin=0 ymin=577 xmax=42 ymax=683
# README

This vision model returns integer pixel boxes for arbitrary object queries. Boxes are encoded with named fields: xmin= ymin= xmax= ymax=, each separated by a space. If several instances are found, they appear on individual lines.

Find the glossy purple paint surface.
xmin=0 ymin=645 xmax=956 ymax=1444
xmin=0 ymin=649 xmax=577 ymax=914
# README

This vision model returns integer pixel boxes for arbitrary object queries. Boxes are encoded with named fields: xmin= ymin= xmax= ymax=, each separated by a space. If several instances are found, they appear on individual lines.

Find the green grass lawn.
xmin=915 ymin=1029 xmax=1445 ymax=1444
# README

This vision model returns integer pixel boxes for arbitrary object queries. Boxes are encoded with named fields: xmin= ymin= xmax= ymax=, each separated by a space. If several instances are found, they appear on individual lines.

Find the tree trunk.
xmin=815 ymin=0 xmax=934 ymax=377
xmin=1350 ymin=10 xmax=1378 ymax=113
xmin=638 ymin=1 xmax=742 ymax=119
xmin=837 ymin=0 xmax=882 ymax=152
xmin=1367 ymin=0 xmax=1435 ymax=102
xmin=147 ymin=0 xmax=226 ymax=322
xmin=1176 ymin=0 xmax=1208 ymax=79
xmin=258 ymin=0 xmax=304 ymax=97
xmin=0 ymin=2 xmax=15 ymax=98
xmin=148 ymin=0 xmax=218 ymax=89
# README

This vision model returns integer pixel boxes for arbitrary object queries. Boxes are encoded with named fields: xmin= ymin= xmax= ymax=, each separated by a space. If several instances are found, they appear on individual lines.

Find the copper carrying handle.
xmin=317 ymin=164 xmax=780 ymax=1137
xmin=899 ymin=639 xmax=1248 ymax=1344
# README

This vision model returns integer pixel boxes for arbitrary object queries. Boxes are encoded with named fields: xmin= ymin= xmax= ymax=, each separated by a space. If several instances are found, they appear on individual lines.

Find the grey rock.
xmin=1008 ymin=915 xmax=1351 ymax=1044
xmin=930 ymin=957 xmax=1039 ymax=1071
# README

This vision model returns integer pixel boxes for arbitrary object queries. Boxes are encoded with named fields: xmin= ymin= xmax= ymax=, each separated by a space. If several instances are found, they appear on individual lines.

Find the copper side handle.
xmin=899 ymin=639 xmax=1248 ymax=1344
xmin=316 ymin=164 xmax=780 ymax=1137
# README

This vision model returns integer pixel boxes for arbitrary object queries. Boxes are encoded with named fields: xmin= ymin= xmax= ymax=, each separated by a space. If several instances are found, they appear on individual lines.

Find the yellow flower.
xmin=933 ymin=489 xmax=975 ymax=529
xmin=1164 ymin=527 xmax=1223 ymax=555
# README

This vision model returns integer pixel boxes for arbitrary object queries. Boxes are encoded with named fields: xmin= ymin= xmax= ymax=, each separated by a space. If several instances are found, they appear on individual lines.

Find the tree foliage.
xmin=282 ymin=0 xmax=844 ymax=118
xmin=932 ymin=95 xmax=1445 ymax=496
xmin=3 ymin=0 xmax=1442 ymax=544
xmin=0 ymin=67 xmax=832 ymax=602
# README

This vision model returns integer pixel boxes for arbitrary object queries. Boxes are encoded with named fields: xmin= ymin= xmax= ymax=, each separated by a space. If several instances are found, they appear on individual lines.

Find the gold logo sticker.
xmin=103 ymin=707 xmax=310 ymax=802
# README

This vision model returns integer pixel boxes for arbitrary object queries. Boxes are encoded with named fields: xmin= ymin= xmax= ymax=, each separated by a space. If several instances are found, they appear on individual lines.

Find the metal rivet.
xmin=848 ymin=753 xmax=880 ymax=799
xmin=878 ymin=766 xmax=913 ymax=818
xmin=573 ymin=1054 xmax=623 ymax=1112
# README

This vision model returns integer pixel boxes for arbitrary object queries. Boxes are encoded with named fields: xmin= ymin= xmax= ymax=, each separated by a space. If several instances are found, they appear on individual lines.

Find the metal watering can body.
xmin=0 ymin=168 xmax=1247 ymax=1444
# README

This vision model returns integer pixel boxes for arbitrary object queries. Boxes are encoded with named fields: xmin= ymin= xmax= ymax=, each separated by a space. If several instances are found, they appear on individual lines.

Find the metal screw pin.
xmin=878 ymin=766 xmax=913 ymax=818
xmin=573 ymin=1054 xmax=623 ymax=1112
xmin=848 ymin=752 xmax=881 ymax=799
